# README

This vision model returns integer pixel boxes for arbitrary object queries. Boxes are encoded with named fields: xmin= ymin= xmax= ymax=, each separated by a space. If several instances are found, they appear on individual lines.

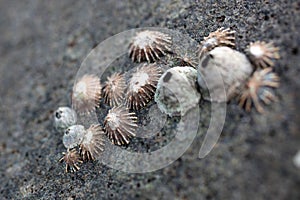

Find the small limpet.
xmin=104 ymin=106 xmax=138 ymax=145
xmin=174 ymin=52 xmax=198 ymax=68
xmin=59 ymin=148 xmax=83 ymax=173
xmin=239 ymin=68 xmax=280 ymax=113
xmin=129 ymin=30 xmax=172 ymax=63
xmin=246 ymin=41 xmax=280 ymax=69
xmin=198 ymin=27 xmax=236 ymax=59
xmin=125 ymin=63 xmax=162 ymax=110
xmin=102 ymin=73 xmax=126 ymax=107
xmin=53 ymin=106 xmax=77 ymax=133
xmin=72 ymin=74 xmax=101 ymax=115
xmin=80 ymin=124 xmax=105 ymax=161
xmin=62 ymin=125 xmax=85 ymax=149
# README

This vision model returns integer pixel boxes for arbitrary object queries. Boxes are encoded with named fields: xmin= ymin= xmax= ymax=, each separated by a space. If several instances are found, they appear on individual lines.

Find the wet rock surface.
xmin=0 ymin=0 xmax=300 ymax=199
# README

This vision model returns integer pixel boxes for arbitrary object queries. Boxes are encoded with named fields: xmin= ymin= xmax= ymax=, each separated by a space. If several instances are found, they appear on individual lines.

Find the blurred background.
xmin=0 ymin=0 xmax=299 ymax=199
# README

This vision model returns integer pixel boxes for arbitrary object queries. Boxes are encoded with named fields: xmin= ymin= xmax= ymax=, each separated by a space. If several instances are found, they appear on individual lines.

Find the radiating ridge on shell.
xmin=104 ymin=106 xmax=138 ymax=146
xmin=102 ymin=73 xmax=126 ymax=107
xmin=125 ymin=63 xmax=162 ymax=110
xmin=129 ymin=30 xmax=172 ymax=63
xmin=80 ymin=124 xmax=105 ymax=161
xmin=198 ymin=27 xmax=236 ymax=59
xmin=239 ymin=68 xmax=280 ymax=113
xmin=59 ymin=148 xmax=83 ymax=173
xmin=174 ymin=52 xmax=198 ymax=68
xmin=72 ymin=74 xmax=102 ymax=115
xmin=246 ymin=41 xmax=280 ymax=69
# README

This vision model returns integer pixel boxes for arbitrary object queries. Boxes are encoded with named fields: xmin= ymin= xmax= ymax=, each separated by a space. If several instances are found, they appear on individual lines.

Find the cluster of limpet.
xmin=55 ymin=30 xmax=172 ymax=172
xmin=54 ymin=28 xmax=282 ymax=172
xmin=237 ymin=41 xmax=280 ymax=113
xmin=195 ymin=27 xmax=281 ymax=113
xmin=55 ymin=107 xmax=137 ymax=172
xmin=57 ymin=123 xmax=106 ymax=172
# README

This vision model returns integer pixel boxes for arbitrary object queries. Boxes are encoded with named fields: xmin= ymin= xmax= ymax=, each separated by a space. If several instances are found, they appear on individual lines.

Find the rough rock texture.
xmin=0 ymin=0 xmax=299 ymax=199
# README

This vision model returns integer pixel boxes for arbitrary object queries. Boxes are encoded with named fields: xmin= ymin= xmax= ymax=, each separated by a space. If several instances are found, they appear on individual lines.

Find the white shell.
xmin=54 ymin=107 xmax=77 ymax=133
xmin=293 ymin=150 xmax=300 ymax=169
xmin=197 ymin=47 xmax=253 ymax=102
xmin=155 ymin=66 xmax=201 ymax=116
xmin=63 ymin=125 xmax=85 ymax=149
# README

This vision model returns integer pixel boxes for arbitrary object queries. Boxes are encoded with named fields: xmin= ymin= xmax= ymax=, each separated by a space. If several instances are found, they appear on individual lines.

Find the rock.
xmin=155 ymin=66 xmax=201 ymax=116
xmin=197 ymin=47 xmax=253 ymax=102
xmin=62 ymin=125 xmax=85 ymax=149
xmin=53 ymin=107 xmax=77 ymax=134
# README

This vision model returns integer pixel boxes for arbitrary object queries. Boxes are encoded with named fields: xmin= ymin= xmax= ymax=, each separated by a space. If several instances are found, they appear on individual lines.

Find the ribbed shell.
xmin=59 ymin=148 xmax=83 ymax=173
xmin=104 ymin=106 xmax=138 ymax=145
xmin=72 ymin=74 xmax=101 ymax=115
xmin=199 ymin=27 xmax=236 ymax=58
xmin=80 ymin=124 xmax=105 ymax=161
xmin=246 ymin=41 xmax=280 ymax=69
xmin=102 ymin=73 xmax=126 ymax=107
xmin=129 ymin=30 xmax=172 ymax=63
xmin=125 ymin=63 xmax=162 ymax=110
xmin=239 ymin=68 xmax=280 ymax=113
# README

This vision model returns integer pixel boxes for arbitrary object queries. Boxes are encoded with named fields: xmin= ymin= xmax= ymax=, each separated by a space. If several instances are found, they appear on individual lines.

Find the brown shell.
xmin=80 ymin=124 xmax=105 ymax=161
xmin=174 ymin=52 xmax=198 ymax=68
xmin=246 ymin=41 xmax=280 ymax=69
xmin=199 ymin=27 xmax=236 ymax=58
xmin=125 ymin=63 xmax=162 ymax=110
xmin=59 ymin=148 xmax=83 ymax=173
xmin=102 ymin=73 xmax=126 ymax=107
xmin=129 ymin=30 xmax=172 ymax=63
xmin=239 ymin=68 xmax=280 ymax=113
xmin=72 ymin=74 xmax=101 ymax=115
xmin=104 ymin=106 xmax=138 ymax=145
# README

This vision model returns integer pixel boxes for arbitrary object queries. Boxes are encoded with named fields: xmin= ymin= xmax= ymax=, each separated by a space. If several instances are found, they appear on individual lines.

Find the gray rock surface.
xmin=0 ymin=0 xmax=300 ymax=199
